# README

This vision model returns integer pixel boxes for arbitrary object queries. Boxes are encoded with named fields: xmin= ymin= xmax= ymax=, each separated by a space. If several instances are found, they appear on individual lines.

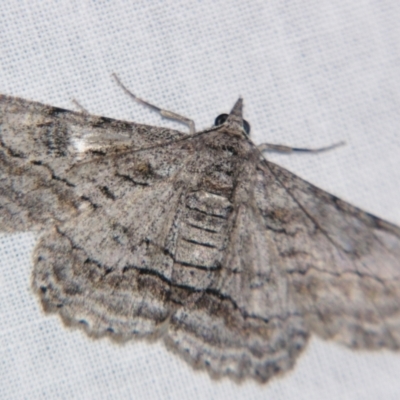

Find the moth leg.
xmin=71 ymin=99 xmax=89 ymax=114
xmin=112 ymin=73 xmax=196 ymax=134
xmin=258 ymin=141 xmax=345 ymax=154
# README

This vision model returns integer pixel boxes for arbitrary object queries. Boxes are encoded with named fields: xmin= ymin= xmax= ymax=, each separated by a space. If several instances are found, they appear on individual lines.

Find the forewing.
xmin=30 ymin=134 xmax=199 ymax=339
xmin=256 ymin=158 xmax=400 ymax=349
xmin=0 ymin=94 xmax=186 ymax=232
xmin=32 ymin=179 xmax=185 ymax=339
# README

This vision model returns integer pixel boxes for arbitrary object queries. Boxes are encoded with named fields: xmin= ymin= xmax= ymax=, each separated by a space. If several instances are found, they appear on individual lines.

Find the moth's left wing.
xmin=255 ymin=159 xmax=400 ymax=349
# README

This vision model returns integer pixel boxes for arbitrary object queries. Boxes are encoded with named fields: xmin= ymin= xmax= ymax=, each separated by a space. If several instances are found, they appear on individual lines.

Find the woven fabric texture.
xmin=0 ymin=1 xmax=399 ymax=399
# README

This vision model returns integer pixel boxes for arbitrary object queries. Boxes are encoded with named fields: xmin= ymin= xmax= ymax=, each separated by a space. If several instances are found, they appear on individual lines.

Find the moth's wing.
xmin=32 ymin=184 xmax=183 ymax=340
xmin=31 ymin=132 xmax=198 ymax=339
xmin=0 ymin=94 xmax=186 ymax=232
xmin=256 ymin=159 xmax=400 ymax=349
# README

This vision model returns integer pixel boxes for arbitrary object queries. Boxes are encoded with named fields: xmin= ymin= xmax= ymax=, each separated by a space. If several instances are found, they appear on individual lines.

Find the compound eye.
xmin=242 ymin=119 xmax=251 ymax=135
xmin=214 ymin=114 xmax=229 ymax=126
xmin=214 ymin=114 xmax=251 ymax=135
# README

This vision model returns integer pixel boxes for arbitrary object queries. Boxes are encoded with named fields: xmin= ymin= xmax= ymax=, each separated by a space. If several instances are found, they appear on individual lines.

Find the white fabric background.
xmin=1 ymin=1 xmax=400 ymax=399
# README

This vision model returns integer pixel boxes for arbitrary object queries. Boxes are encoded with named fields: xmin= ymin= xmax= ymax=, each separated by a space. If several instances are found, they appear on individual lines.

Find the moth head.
xmin=214 ymin=98 xmax=251 ymax=135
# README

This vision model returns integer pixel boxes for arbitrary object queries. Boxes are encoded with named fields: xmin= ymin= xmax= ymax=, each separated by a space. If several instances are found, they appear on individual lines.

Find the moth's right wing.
xmin=0 ymin=94 xmax=187 ymax=232
xmin=255 ymin=158 xmax=400 ymax=349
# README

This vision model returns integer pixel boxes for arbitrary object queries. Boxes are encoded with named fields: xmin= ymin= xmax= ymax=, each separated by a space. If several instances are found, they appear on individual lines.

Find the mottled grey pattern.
xmin=1 ymin=93 xmax=400 ymax=383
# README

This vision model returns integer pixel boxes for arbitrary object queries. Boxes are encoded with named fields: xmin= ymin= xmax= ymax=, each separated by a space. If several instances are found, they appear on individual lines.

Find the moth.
xmin=0 ymin=76 xmax=399 ymax=383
